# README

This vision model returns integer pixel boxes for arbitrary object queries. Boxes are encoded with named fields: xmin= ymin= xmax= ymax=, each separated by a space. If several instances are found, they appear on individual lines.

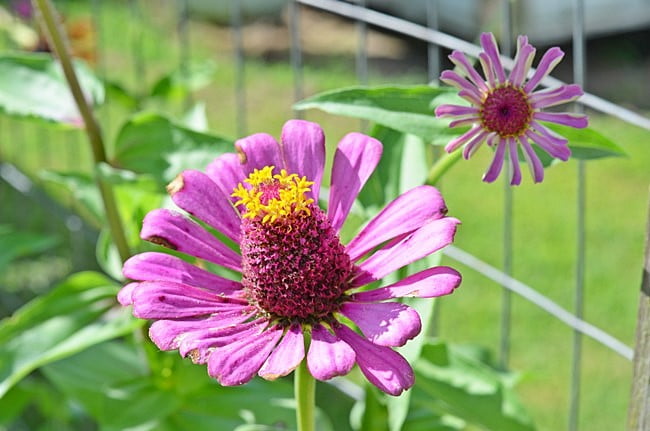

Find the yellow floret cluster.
xmin=232 ymin=166 xmax=315 ymax=223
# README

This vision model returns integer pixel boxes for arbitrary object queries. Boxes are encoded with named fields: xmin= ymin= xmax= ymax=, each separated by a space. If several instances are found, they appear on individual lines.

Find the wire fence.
xmin=0 ymin=0 xmax=648 ymax=429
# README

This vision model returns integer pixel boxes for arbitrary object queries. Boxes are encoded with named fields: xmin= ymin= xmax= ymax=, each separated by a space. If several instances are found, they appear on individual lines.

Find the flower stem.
xmin=295 ymin=360 xmax=315 ymax=431
xmin=33 ymin=0 xmax=131 ymax=263
xmin=425 ymin=149 xmax=462 ymax=186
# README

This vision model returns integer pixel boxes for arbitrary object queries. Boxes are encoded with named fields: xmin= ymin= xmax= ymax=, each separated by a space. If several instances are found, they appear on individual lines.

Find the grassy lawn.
xmin=2 ymin=1 xmax=649 ymax=430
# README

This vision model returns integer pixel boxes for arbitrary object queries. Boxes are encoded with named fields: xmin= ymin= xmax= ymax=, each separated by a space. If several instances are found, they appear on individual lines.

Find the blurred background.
xmin=1 ymin=0 xmax=649 ymax=430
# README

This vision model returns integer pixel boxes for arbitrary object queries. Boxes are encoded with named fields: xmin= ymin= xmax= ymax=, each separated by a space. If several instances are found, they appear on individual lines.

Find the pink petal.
xmin=259 ymin=323 xmax=305 ymax=380
xmin=525 ymin=129 xmax=571 ymax=161
xmin=509 ymin=42 xmax=536 ymax=87
xmin=167 ymin=170 xmax=241 ymax=243
xmin=307 ymin=324 xmax=355 ymax=380
xmin=354 ymin=217 xmax=460 ymax=286
xmin=334 ymin=325 xmax=414 ymax=396
xmin=207 ymin=325 xmax=283 ymax=386
xmin=443 ymin=126 xmax=482 ymax=153
xmin=507 ymin=137 xmax=522 ymax=186
xmin=480 ymin=32 xmax=506 ymax=84
xmin=130 ymin=281 xmax=246 ymax=319
xmin=179 ymin=319 xmax=266 ymax=363
xmin=123 ymin=252 xmax=242 ymax=296
xmin=479 ymin=52 xmax=497 ymax=87
xmin=448 ymin=50 xmax=488 ymax=92
xmin=529 ymin=84 xmax=583 ymax=108
xmin=279 ymin=120 xmax=325 ymax=201
xmin=524 ymin=47 xmax=565 ymax=93
xmin=534 ymin=111 xmax=588 ymax=129
xmin=439 ymin=70 xmax=482 ymax=101
xmin=346 ymin=185 xmax=447 ymax=261
xmin=461 ymin=129 xmax=490 ymax=159
xmin=449 ymin=117 xmax=481 ymax=129
xmin=518 ymin=136 xmax=545 ymax=183
xmin=328 ymin=133 xmax=383 ymax=232
xmin=140 ymin=209 xmax=241 ymax=272
xmin=340 ymin=302 xmax=421 ymax=347
xmin=235 ymin=133 xmax=282 ymax=176
xmin=205 ymin=153 xmax=246 ymax=206
xmin=351 ymin=266 xmax=462 ymax=301
xmin=117 ymin=282 xmax=137 ymax=306
xmin=435 ymin=104 xmax=479 ymax=118
xmin=482 ymin=138 xmax=507 ymax=183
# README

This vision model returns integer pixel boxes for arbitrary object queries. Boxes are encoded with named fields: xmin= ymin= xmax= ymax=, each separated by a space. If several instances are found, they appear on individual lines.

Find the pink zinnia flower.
xmin=435 ymin=32 xmax=588 ymax=184
xmin=118 ymin=120 xmax=461 ymax=396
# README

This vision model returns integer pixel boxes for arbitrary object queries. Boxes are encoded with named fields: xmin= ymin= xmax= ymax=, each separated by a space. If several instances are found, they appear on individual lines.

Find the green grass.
xmin=2 ymin=1 xmax=650 ymax=430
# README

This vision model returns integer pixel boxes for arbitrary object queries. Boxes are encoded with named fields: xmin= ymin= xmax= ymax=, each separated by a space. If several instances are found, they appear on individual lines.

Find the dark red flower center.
xmin=480 ymin=85 xmax=532 ymax=137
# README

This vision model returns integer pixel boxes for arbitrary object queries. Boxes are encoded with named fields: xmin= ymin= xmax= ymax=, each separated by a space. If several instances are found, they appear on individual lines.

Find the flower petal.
xmin=440 ymin=70 xmax=482 ymax=101
xmin=354 ymin=217 xmax=460 ymax=285
xmin=141 ymin=209 xmax=241 ymax=272
xmin=167 ymin=170 xmax=241 ymax=243
xmin=307 ymin=324 xmax=355 ymax=380
xmin=207 ymin=325 xmax=283 ymax=386
xmin=518 ymin=136 xmax=545 ymax=183
xmin=235 ymin=133 xmax=282 ymax=175
xmin=480 ymin=32 xmax=506 ymax=84
xmin=179 ymin=319 xmax=265 ymax=363
xmin=448 ymin=50 xmax=488 ymax=92
xmin=149 ymin=310 xmax=255 ymax=351
xmin=259 ymin=323 xmax=305 ymax=380
xmin=130 ymin=280 xmax=246 ymax=319
xmin=525 ymin=129 xmax=571 ymax=161
xmin=435 ymin=104 xmax=479 ymax=118
xmin=507 ymin=137 xmax=522 ymax=186
xmin=280 ymin=120 xmax=325 ymax=201
xmin=462 ymin=129 xmax=490 ymax=159
xmin=482 ymin=139 xmax=507 ymax=183
xmin=479 ymin=52 xmax=497 ymax=87
xmin=117 ymin=282 xmax=137 ymax=306
xmin=346 ymin=185 xmax=447 ymax=261
xmin=205 ymin=153 xmax=246 ymax=205
xmin=529 ymin=84 xmax=583 ymax=108
xmin=328 ymin=133 xmax=383 ymax=232
xmin=509 ymin=41 xmax=536 ymax=87
xmin=334 ymin=325 xmax=414 ymax=396
xmin=123 ymin=252 xmax=242 ymax=295
xmin=442 ymin=126 xmax=482 ymax=153
xmin=351 ymin=266 xmax=462 ymax=301
xmin=340 ymin=302 xmax=421 ymax=347
xmin=524 ymin=47 xmax=564 ymax=93
xmin=534 ymin=111 xmax=588 ymax=129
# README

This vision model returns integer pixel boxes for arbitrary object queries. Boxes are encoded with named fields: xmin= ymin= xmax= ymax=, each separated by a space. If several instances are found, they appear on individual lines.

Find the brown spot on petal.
xmin=236 ymin=145 xmax=247 ymax=164
xmin=166 ymin=174 xmax=184 ymax=196
xmin=187 ymin=349 xmax=201 ymax=363
xmin=145 ymin=235 xmax=178 ymax=250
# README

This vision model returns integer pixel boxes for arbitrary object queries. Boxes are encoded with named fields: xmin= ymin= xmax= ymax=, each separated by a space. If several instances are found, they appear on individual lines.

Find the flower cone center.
xmin=480 ymin=85 xmax=532 ymax=137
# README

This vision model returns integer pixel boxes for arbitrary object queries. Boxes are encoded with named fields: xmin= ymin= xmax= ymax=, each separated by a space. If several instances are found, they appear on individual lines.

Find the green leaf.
xmin=413 ymin=341 xmax=536 ymax=431
xmin=0 ymin=271 xmax=141 ymax=398
xmin=544 ymin=123 xmax=626 ymax=160
xmin=0 ymin=53 xmax=103 ymax=127
xmin=150 ymin=60 xmax=217 ymax=101
xmin=294 ymin=85 xmax=458 ymax=141
xmin=0 ymin=225 xmax=59 ymax=271
xmin=40 ymin=170 xmax=103 ymax=224
xmin=112 ymin=112 xmax=233 ymax=184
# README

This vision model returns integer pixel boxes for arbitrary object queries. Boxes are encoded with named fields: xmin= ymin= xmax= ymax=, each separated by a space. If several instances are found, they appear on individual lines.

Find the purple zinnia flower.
xmin=118 ymin=120 xmax=461 ymax=396
xmin=435 ymin=32 xmax=588 ymax=184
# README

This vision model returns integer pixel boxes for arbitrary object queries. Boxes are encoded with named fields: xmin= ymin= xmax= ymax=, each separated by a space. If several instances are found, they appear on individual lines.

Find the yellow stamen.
xmin=232 ymin=166 xmax=314 ymax=223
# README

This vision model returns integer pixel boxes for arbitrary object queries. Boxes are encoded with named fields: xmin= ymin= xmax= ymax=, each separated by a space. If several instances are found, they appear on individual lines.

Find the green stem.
xmin=33 ymin=0 xmax=131 ymax=263
xmin=425 ymin=149 xmax=462 ymax=186
xmin=295 ymin=360 xmax=315 ymax=431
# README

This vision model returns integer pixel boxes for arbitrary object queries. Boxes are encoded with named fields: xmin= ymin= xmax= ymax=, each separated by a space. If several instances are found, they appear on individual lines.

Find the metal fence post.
xmin=628 ymin=192 xmax=650 ymax=430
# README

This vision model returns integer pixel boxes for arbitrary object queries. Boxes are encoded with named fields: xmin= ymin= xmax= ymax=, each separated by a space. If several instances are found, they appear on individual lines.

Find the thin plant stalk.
xmin=33 ymin=0 xmax=131 ymax=263
xmin=294 ymin=360 xmax=315 ymax=431
xmin=426 ymin=149 xmax=462 ymax=186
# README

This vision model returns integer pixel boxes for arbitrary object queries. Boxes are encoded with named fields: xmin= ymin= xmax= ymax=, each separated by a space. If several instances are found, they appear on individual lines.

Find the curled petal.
xmin=507 ymin=137 xmax=522 ymax=186
xmin=307 ymin=324 xmax=355 ymax=380
xmin=524 ymin=47 xmax=564 ymax=93
xmin=443 ymin=126 xmax=482 ymax=153
xmin=509 ymin=42 xmax=536 ymax=87
xmin=462 ymin=130 xmax=490 ymax=159
xmin=439 ymin=70 xmax=482 ymax=101
xmin=529 ymin=84 xmax=583 ymax=108
xmin=534 ymin=112 xmax=588 ymax=129
xmin=482 ymin=139 xmax=507 ymax=183
xmin=179 ymin=319 xmax=266 ymax=362
xmin=518 ymin=136 xmax=545 ymax=183
xmin=340 ymin=302 xmax=421 ymax=347
xmin=351 ymin=266 xmax=461 ymax=301
xmin=435 ymin=104 xmax=479 ymax=118
xmin=480 ymin=32 xmax=506 ymax=84
xmin=525 ymin=129 xmax=571 ymax=161
xmin=280 ymin=120 xmax=326 ymax=201
xmin=448 ymin=50 xmax=488 ymax=92
xmin=259 ymin=323 xmax=305 ymax=380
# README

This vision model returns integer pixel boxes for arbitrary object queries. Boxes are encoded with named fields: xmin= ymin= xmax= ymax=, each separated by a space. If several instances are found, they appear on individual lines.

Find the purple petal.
xmin=149 ymin=310 xmax=255 ymax=351
xmin=448 ymin=50 xmax=488 ymax=92
xmin=207 ymin=325 xmax=283 ymax=386
xmin=334 ymin=325 xmax=414 ymax=396
xmin=480 ymin=32 xmax=506 ymax=84
xmin=340 ymin=302 xmax=421 ymax=347
xmin=524 ymin=47 xmax=564 ymax=93
xmin=462 ymin=129 xmax=490 ymax=159
xmin=354 ymin=217 xmax=460 ymax=286
xmin=123 ymin=252 xmax=242 ymax=296
xmin=141 ymin=209 xmax=241 ymax=272
xmin=509 ymin=42 xmax=536 ymax=87
xmin=529 ymin=84 xmax=583 ymax=108
xmin=180 ymin=319 xmax=266 ymax=363
xmin=440 ymin=70 xmax=482 ymax=101
xmin=167 ymin=170 xmax=241 ymax=243
xmin=479 ymin=53 xmax=497 ymax=87
xmin=205 ymin=153 xmax=246 ymax=206
xmin=130 ymin=281 xmax=247 ymax=319
xmin=279 ymin=120 xmax=325 ymax=201
xmin=259 ymin=323 xmax=305 ymax=380
xmin=449 ymin=117 xmax=481 ymax=129
xmin=443 ymin=126 xmax=482 ymax=153
xmin=507 ymin=138 xmax=522 ymax=186
xmin=518 ymin=136 xmax=545 ymax=183
xmin=457 ymin=89 xmax=482 ymax=105
xmin=235 ymin=133 xmax=282 ymax=175
xmin=534 ymin=111 xmax=588 ymax=129
xmin=328 ymin=133 xmax=383 ymax=232
xmin=435 ymin=104 xmax=479 ymax=118
xmin=351 ymin=266 xmax=462 ymax=301
xmin=117 ymin=282 xmax=137 ymax=306
xmin=482 ymin=138 xmax=507 ymax=183
xmin=525 ymin=128 xmax=571 ymax=161
xmin=346 ymin=185 xmax=447 ymax=261
xmin=307 ymin=324 xmax=355 ymax=380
